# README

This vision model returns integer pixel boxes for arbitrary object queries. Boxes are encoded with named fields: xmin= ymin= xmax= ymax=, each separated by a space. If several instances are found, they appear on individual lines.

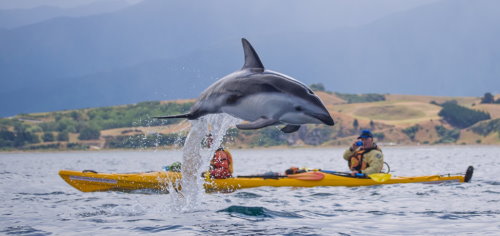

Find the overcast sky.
xmin=0 ymin=0 xmax=143 ymax=9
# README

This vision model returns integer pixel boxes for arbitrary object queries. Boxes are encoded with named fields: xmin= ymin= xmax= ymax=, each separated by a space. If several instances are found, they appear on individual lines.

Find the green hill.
xmin=1 ymin=93 xmax=499 ymax=151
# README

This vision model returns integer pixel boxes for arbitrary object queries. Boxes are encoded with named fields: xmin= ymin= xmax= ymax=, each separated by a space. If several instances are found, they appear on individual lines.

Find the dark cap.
xmin=358 ymin=129 xmax=373 ymax=139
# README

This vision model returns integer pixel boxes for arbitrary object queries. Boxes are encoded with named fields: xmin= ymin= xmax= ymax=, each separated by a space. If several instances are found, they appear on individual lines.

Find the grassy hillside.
xmin=1 ymin=92 xmax=499 ymax=151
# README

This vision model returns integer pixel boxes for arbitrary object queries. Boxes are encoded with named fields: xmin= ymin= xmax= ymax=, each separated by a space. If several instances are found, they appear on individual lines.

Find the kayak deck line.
xmin=69 ymin=175 xmax=117 ymax=184
xmin=59 ymin=166 xmax=473 ymax=193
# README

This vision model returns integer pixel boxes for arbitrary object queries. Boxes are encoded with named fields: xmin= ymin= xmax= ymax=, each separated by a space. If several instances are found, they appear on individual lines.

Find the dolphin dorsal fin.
xmin=241 ymin=38 xmax=264 ymax=71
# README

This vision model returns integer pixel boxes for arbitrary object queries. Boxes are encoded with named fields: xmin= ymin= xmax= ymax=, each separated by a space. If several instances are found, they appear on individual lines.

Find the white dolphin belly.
xmin=221 ymin=93 xmax=294 ymax=122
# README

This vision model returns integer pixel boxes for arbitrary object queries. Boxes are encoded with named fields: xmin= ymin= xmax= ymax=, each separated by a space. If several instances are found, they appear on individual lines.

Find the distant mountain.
xmin=1 ymin=0 xmax=499 ymax=117
xmin=0 ymin=0 xmax=132 ymax=29
xmin=0 ymin=0 xmax=133 ymax=10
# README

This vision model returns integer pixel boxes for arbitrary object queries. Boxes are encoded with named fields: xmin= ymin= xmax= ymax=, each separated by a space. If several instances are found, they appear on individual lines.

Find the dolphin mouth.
xmin=309 ymin=112 xmax=335 ymax=126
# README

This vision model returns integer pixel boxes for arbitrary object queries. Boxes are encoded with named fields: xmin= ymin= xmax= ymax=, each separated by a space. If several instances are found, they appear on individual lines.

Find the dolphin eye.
xmin=295 ymin=106 xmax=303 ymax=111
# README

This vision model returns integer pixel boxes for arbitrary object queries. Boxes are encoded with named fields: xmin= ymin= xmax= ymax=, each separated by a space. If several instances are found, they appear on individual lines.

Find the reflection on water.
xmin=0 ymin=146 xmax=499 ymax=235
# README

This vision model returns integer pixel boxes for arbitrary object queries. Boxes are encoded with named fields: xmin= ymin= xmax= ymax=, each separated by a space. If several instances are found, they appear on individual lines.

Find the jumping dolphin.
xmin=155 ymin=38 xmax=334 ymax=133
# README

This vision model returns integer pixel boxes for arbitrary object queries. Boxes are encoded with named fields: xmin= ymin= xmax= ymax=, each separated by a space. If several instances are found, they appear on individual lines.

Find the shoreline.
xmin=1 ymin=143 xmax=499 ymax=154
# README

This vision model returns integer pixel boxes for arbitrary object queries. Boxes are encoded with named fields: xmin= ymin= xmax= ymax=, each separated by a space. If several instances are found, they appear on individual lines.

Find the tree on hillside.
xmin=335 ymin=93 xmax=385 ymax=103
xmin=0 ymin=128 xmax=15 ymax=148
xmin=402 ymin=124 xmax=421 ymax=141
xmin=471 ymin=118 xmax=500 ymax=136
xmin=57 ymin=132 xmax=69 ymax=141
xmin=370 ymin=120 xmax=375 ymax=130
xmin=78 ymin=127 xmax=100 ymax=140
xmin=435 ymin=125 xmax=460 ymax=143
xmin=43 ymin=132 xmax=54 ymax=142
xmin=310 ymin=83 xmax=326 ymax=92
xmin=438 ymin=101 xmax=491 ymax=128
xmin=353 ymin=119 xmax=359 ymax=130
xmin=481 ymin=92 xmax=495 ymax=104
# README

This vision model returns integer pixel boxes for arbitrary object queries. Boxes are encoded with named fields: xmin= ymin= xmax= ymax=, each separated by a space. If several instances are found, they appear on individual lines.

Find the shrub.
xmin=402 ymin=125 xmax=421 ymax=141
xmin=310 ymin=83 xmax=326 ymax=92
xmin=105 ymin=133 xmax=185 ymax=149
xmin=24 ymin=143 xmax=61 ymax=150
xmin=13 ymin=125 xmax=40 ymax=147
xmin=301 ymin=126 xmax=333 ymax=146
xmin=251 ymin=128 xmax=287 ymax=147
xmin=0 ymin=129 xmax=15 ymax=148
xmin=470 ymin=118 xmax=500 ymax=136
xmin=335 ymin=93 xmax=385 ymax=103
xmin=43 ymin=132 xmax=55 ymax=142
xmin=67 ymin=143 xmax=89 ymax=150
xmin=435 ymin=125 xmax=460 ymax=144
xmin=353 ymin=119 xmax=359 ymax=130
xmin=78 ymin=127 xmax=101 ymax=140
xmin=57 ymin=132 xmax=69 ymax=141
xmin=372 ymin=132 xmax=385 ymax=141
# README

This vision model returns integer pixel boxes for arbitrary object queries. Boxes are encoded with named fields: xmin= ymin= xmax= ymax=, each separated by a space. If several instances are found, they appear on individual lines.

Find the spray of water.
xmin=165 ymin=113 xmax=240 ymax=211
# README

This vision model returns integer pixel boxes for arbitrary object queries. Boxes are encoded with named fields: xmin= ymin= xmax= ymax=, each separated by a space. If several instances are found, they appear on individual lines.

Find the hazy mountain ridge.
xmin=1 ymin=0 xmax=499 ymax=117
xmin=0 ymin=0 xmax=132 ymax=29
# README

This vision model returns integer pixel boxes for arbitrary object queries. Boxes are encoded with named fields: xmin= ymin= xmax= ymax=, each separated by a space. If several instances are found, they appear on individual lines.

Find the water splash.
xmin=168 ymin=113 xmax=240 ymax=211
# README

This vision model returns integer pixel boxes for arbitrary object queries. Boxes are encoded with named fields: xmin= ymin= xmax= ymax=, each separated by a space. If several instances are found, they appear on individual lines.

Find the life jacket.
xmin=348 ymin=146 xmax=381 ymax=172
xmin=209 ymin=148 xmax=233 ymax=179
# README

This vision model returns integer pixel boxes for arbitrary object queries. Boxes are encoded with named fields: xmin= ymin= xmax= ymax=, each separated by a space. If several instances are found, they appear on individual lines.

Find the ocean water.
xmin=0 ymin=146 xmax=499 ymax=235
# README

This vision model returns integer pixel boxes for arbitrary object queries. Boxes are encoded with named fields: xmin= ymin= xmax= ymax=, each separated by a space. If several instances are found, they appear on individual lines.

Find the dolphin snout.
xmin=309 ymin=112 xmax=335 ymax=126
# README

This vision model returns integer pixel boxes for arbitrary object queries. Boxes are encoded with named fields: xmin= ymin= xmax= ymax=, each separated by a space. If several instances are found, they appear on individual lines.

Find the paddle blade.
xmin=287 ymin=172 xmax=325 ymax=181
xmin=368 ymin=173 xmax=392 ymax=182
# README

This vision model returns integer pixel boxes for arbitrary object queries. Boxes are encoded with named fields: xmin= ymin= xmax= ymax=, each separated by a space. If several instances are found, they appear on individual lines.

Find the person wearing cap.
xmin=343 ymin=129 xmax=384 ymax=176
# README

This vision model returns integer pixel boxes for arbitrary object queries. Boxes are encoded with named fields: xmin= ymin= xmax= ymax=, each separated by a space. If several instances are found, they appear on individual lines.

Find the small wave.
xmin=420 ymin=210 xmax=500 ymax=220
xmin=483 ymin=181 xmax=500 ymax=186
xmin=310 ymin=192 xmax=335 ymax=197
xmin=367 ymin=210 xmax=387 ymax=216
xmin=1 ymin=226 xmax=50 ymax=235
xmin=218 ymin=205 xmax=302 ymax=218
xmin=134 ymin=225 xmax=183 ymax=233
xmin=484 ymin=190 xmax=500 ymax=194
xmin=77 ymin=210 xmax=109 ymax=218
xmin=17 ymin=191 xmax=66 ymax=196
xmin=233 ymin=192 xmax=262 ymax=199
xmin=100 ymin=203 xmax=119 ymax=208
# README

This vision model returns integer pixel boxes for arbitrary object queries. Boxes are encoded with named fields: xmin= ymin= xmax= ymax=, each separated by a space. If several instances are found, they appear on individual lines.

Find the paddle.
xmin=287 ymin=172 xmax=325 ymax=181
xmin=367 ymin=173 xmax=392 ymax=183
xmin=236 ymin=172 xmax=325 ymax=180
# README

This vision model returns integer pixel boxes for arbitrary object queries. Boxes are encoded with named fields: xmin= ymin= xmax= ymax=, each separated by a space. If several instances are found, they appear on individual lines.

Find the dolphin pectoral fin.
xmin=281 ymin=124 xmax=301 ymax=133
xmin=236 ymin=118 xmax=278 ymax=130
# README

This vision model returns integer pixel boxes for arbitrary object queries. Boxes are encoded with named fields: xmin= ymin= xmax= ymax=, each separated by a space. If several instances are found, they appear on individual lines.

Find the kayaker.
xmin=343 ymin=129 xmax=384 ymax=177
xmin=206 ymin=134 xmax=233 ymax=179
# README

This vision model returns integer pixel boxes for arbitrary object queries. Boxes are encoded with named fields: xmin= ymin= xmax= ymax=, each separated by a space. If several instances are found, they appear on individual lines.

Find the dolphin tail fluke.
xmin=154 ymin=113 xmax=192 ymax=120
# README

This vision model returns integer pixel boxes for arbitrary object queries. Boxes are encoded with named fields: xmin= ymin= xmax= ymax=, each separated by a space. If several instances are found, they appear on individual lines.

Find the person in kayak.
xmin=343 ymin=129 xmax=384 ymax=177
xmin=206 ymin=134 xmax=233 ymax=179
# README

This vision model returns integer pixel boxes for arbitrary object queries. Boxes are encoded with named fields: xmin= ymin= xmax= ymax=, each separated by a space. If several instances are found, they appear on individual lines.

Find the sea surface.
xmin=1 ymin=146 xmax=499 ymax=235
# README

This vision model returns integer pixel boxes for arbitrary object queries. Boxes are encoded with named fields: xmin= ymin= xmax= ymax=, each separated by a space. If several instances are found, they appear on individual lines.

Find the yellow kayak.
xmin=59 ymin=166 xmax=473 ymax=192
